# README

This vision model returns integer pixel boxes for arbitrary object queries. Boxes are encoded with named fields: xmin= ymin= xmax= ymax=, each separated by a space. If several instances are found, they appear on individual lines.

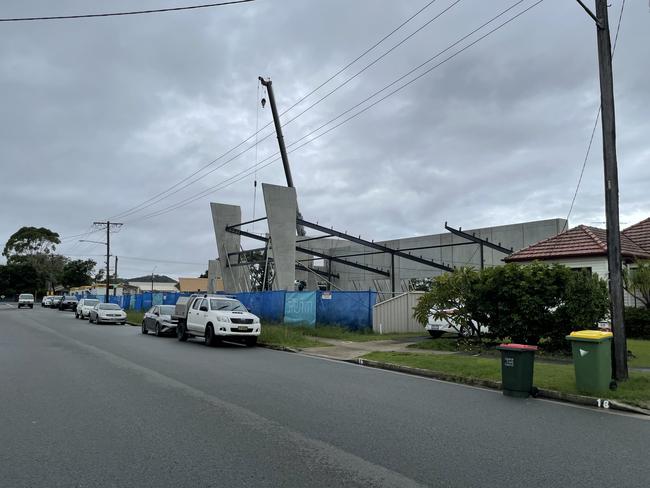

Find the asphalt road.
xmin=1 ymin=305 xmax=649 ymax=487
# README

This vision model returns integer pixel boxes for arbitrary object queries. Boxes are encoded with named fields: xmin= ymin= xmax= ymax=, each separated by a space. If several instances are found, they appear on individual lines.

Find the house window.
xmin=570 ymin=267 xmax=592 ymax=274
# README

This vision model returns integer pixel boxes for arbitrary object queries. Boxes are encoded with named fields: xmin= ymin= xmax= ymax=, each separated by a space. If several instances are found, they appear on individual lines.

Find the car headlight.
xmin=217 ymin=316 xmax=231 ymax=323
xmin=252 ymin=317 xmax=260 ymax=324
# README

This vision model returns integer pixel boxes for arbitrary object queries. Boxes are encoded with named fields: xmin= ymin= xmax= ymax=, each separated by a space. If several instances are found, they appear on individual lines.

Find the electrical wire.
xmin=106 ymin=0 xmax=442 ymax=220
xmin=561 ymin=0 xmax=626 ymax=233
xmin=0 ymin=0 xmax=253 ymax=22
xmin=123 ymin=0 xmax=544 ymax=224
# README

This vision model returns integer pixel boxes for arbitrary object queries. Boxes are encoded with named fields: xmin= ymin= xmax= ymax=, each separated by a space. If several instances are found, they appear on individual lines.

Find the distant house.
xmin=504 ymin=219 xmax=650 ymax=306
xmin=126 ymin=274 xmax=178 ymax=293
xmin=177 ymin=277 xmax=209 ymax=293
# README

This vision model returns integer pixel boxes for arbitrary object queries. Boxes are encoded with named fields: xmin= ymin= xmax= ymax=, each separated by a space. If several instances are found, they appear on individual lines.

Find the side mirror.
xmin=154 ymin=311 xmax=160 ymax=316
xmin=200 ymin=306 xmax=208 ymax=312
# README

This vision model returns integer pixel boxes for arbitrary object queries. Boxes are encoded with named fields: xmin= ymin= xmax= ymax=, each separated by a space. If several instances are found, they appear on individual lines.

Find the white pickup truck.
xmin=173 ymin=294 xmax=261 ymax=347
xmin=18 ymin=293 xmax=34 ymax=309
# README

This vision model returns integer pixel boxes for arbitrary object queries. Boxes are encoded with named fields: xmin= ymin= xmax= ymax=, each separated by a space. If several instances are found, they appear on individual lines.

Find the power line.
xmin=561 ymin=0 xmax=626 ymax=233
xmin=124 ymin=0 xmax=543 ymax=224
xmin=107 ymin=0 xmax=442 ymax=220
xmin=0 ymin=0 xmax=253 ymax=22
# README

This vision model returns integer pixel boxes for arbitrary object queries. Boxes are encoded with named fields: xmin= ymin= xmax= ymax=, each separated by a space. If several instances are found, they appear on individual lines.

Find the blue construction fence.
xmin=75 ymin=290 xmax=376 ymax=330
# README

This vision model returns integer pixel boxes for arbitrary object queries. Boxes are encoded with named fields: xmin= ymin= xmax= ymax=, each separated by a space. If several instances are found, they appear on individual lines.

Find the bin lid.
xmin=567 ymin=330 xmax=613 ymax=341
xmin=496 ymin=343 xmax=538 ymax=351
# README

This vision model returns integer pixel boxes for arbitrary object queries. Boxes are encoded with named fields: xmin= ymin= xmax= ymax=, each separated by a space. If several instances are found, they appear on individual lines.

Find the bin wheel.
xmin=609 ymin=380 xmax=618 ymax=391
xmin=531 ymin=387 xmax=539 ymax=398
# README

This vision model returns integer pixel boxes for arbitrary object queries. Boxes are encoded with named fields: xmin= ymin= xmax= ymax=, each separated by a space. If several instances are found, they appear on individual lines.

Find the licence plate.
xmin=238 ymin=325 xmax=248 ymax=331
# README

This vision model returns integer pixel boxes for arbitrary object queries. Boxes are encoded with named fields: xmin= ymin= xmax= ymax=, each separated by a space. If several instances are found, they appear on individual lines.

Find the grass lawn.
xmin=629 ymin=339 xmax=650 ymax=368
xmin=125 ymin=310 xmax=144 ymax=325
xmin=363 ymin=351 xmax=650 ymax=409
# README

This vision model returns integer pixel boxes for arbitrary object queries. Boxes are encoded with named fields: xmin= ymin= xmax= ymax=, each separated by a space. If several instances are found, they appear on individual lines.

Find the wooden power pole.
xmin=578 ymin=0 xmax=627 ymax=380
xmin=93 ymin=221 xmax=123 ymax=304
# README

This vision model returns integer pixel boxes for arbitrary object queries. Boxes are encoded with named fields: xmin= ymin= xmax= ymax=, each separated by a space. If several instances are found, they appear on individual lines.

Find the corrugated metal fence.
xmin=372 ymin=292 xmax=425 ymax=334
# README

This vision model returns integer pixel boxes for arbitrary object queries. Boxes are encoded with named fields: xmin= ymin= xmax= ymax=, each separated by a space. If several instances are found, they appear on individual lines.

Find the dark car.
xmin=49 ymin=296 xmax=63 ymax=309
xmin=59 ymin=295 xmax=79 ymax=311
xmin=142 ymin=305 xmax=178 ymax=336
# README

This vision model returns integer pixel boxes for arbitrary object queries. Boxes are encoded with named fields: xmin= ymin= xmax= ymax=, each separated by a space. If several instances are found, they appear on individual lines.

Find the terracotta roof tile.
xmin=622 ymin=217 xmax=650 ymax=253
xmin=504 ymin=225 xmax=650 ymax=262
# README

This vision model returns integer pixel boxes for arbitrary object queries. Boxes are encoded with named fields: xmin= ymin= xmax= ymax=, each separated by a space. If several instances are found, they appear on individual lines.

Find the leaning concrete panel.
xmin=210 ymin=202 xmax=245 ymax=293
xmin=263 ymin=183 xmax=297 ymax=291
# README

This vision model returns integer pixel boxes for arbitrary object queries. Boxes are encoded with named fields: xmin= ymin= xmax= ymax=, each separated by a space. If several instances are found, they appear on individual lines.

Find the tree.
xmin=199 ymin=270 xmax=208 ymax=278
xmin=624 ymin=260 xmax=650 ymax=309
xmin=409 ymin=277 xmax=434 ymax=292
xmin=3 ymin=227 xmax=60 ymax=261
xmin=413 ymin=267 xmax=481 ymax=338
xmin=62 ymin=259 xmax=97 ymax=288
xmin=0 ymin=262 xmax=40 ymax=298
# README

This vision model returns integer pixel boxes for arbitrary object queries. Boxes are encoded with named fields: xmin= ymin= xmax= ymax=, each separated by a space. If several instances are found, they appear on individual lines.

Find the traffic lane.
xmin=20 ymin=307 xmax=650 ymax=487
xmin=0 ymin=310 xmax=424 ymax=488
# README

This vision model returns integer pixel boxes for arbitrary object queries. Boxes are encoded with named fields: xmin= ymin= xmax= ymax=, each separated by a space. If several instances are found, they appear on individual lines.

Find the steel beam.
xmin=226 ymin=226 xmax=389 ymax=277
xmin=297 ymin=219 xmax=452 ymax=272
xmin=444 ymin=223 xmax=513 ymax=254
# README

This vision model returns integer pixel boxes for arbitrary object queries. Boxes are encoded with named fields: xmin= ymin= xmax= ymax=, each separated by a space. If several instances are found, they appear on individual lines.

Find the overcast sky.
xmin=1 ymin=0 xmax=648 ymax=279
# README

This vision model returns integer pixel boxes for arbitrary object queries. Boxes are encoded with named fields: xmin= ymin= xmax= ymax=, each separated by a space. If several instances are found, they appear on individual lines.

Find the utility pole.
xmin=258 ymin=76 xmax=307 ymax=237
xmin=576 ymin=0 xmax=627 ymax=380
xmin=113 ymin=256 xmax=118 ymax=296
xmin=93 ymin=221 xmax=123 ymax=304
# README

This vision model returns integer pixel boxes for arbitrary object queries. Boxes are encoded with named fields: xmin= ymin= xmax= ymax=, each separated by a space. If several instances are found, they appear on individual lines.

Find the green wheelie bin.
xmin=566 ymin=330 xmax=613 ymax=394
xmin=496 ymin=343 xmax=539 ymax=398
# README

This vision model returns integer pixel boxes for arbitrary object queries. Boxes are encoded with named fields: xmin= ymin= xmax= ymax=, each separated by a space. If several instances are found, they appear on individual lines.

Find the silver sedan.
xmin=141 ymin=305 xmax=178 ymax=336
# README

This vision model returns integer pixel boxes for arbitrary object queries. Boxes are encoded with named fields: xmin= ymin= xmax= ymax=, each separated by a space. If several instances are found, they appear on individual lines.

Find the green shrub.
xmin=414 ymin=262 xmax=609 ymax=351
xmin=625 ymin=307 xmax=650 ymax=339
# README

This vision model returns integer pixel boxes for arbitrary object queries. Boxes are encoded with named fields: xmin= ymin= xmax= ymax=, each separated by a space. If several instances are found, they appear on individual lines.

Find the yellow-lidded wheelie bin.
xmin=566 ymin=330 xmax=613 ymax=394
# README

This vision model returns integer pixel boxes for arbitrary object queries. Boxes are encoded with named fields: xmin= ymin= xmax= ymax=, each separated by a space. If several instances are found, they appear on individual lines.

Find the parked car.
xmin=172 ymin=294 xmax=260 ymax=347
xmin=17 ymin=293 xmax=34 ymax=309
xmin=89 ymin=303 xmax=127 ymax=325
xmin=49 ymin=296 xmax=63 ymax=309
xmin=142 ymin=305 xmax=178 ymax=336
xmin=41 ymin=296 xmax=53 ymax=307
xmin=58 ymin=295 xmax=79 ymax=311
xmin=426 ymin=309 xmax=487 ymax=338
xmin=75 ymin=298 xmax=100 ymax=319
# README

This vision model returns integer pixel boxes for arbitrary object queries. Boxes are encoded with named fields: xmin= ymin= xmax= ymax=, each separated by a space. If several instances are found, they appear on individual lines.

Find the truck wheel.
xmin=245 ymin=337 xmax=258 ymax=348
xmin=205 ymin=325 xmax=216 ymax=347
xmin=177 ymin=323 xmax=188 ymax=342
xmin=141 ymin=322 xmax=148 ymax=335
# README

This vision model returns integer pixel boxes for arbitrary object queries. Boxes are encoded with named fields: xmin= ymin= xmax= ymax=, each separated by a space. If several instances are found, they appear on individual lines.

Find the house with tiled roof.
xmin=622 ymin=217 xmax=650 ymax=253
xmin=504 ymin=219 xmax=650 ymax=306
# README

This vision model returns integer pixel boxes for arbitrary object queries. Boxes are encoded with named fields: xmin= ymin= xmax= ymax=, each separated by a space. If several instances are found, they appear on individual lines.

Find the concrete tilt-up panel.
xmin=263 ymin=183 xmax=297 ymax=291
xmin=210 ymin=202 xmax=244 ymax=293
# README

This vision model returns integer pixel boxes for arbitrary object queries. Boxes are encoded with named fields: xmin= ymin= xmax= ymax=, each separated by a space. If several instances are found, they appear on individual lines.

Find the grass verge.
xmin=259 ymin=325 xmax=326 ymax=349
xmin=126 ymin=311 xmax=144 ymax=325
xmin=362 ymin=351 xmax=650 ymax=409
xmin=306 ymin=326 xmax=424 ymax=342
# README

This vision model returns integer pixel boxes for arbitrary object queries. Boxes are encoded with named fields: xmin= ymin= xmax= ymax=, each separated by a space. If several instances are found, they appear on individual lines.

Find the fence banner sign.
xmin=284 ymin=291 xmax=317 ymax=327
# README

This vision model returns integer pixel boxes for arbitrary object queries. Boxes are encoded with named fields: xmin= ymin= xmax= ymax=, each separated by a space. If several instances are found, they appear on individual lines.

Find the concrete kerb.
xmin=123 ymin=322 xmax=650 ymax=416
xmin=347 ymin=357 xmax=650 ymax=416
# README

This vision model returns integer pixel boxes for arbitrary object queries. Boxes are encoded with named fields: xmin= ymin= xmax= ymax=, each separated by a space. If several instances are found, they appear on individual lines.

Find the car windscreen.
xmin=84 ymin=300 xmax=99 ymax=306
xmin=99 ymin=304 xmax=121 ymax=310
xmin=19 ymin=294 xmax=34 ymax=299
xmin=209 ymin=299 xmax=247 ymax=312
xmin=64 ymin=296 xmax=77 ymax=300
xmin=159 ymin=305 xmax=175 ymax=315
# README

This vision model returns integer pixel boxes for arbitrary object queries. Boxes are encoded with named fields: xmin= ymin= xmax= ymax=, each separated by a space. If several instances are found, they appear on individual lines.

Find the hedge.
xmin=625 ymin=307 xmax=650 ymax=339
